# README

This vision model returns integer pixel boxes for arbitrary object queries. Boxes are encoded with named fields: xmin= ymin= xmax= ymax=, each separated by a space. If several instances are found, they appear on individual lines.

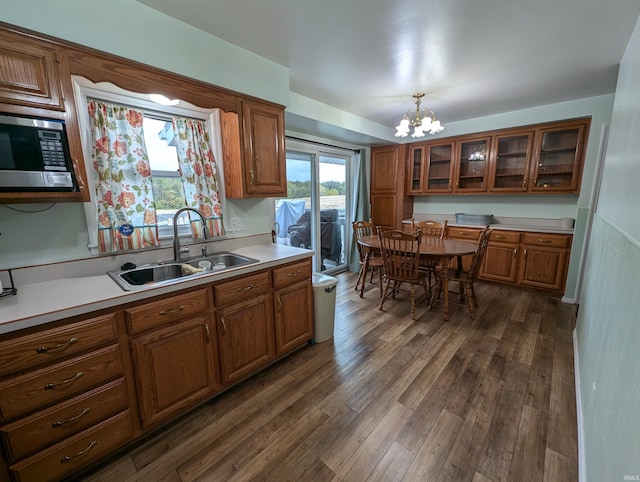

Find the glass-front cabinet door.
xmin=455 ymin=137 xmax=490 ymax=192
xmin=407 ymin=144 xmax=426 ymax=194
xmin=489 ymin=130 xmax=534 ymax=192
xmin=530 ymin=123 xmax=587 ymax=192
xmin=424 ymin=141 xmax=455 ymax=193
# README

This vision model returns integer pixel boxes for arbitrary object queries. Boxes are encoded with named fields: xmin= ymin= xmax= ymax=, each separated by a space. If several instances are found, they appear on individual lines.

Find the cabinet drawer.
xmin=446 ymin=227 xmax=482 ymax=240
xmin=125 ymin=288 xmax=212 ymax=334
xmin=489 ymin=230 xmax=521 ymax=244
xmin=1 ymin=378 xmax=128 ymax=462
xmin=10 ymin=410 xmax=132 ymax=482
xmin=0 ymin=313 xmax=118 ymax=378
xmin=214 ymin=272 xmax=271 ymax=307
xmin=0 ymin=344 xmax=123 ymax=421
xmin=272 ymin=260 xmax=312 ymax=289
xmin=521 ymin=233 xmax=571 ymax=248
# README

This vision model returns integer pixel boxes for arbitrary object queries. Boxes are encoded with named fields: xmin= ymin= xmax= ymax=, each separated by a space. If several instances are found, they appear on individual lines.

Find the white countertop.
xmin=0 ymin=242 xmax=312 ymax=335
xmin=404 ymin=215 xmax=575 ymax=235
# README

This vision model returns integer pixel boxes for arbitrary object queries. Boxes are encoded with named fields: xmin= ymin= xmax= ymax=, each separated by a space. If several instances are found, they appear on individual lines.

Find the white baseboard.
xmin=573 ymin=328 xmax=586 ymax=482
xmin=562 ymin=295 xmax=577 ymax=304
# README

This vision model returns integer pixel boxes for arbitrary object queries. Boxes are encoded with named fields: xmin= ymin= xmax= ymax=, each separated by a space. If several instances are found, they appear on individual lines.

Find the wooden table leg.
xmin=440 ymin=255 xmax=451 ymax=321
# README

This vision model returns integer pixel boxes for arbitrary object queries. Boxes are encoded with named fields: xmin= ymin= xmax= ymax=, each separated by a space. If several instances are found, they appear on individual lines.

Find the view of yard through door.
xmin=274 ymin=149 xmax=349 ymax=273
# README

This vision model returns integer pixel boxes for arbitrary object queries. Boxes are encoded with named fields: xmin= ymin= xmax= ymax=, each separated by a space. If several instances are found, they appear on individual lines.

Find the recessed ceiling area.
xmin=137 ymin=0 xmax=640 ymax=139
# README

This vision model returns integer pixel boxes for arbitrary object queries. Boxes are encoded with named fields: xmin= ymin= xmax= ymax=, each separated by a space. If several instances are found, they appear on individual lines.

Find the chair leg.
xmin=359 ymin=259 xmax=370 ymax=298
xmin=377 ymin=267 xmax=383 ymax=297
xmin=379 ymin=278 xmax=391 ymax=311
xmin=355 ymin=264 xmax=365 ymax=292
xmin=464 ymin=283 xmax=475 ymax=319
xmin=470 ymin=283 xmax=478 ymax=308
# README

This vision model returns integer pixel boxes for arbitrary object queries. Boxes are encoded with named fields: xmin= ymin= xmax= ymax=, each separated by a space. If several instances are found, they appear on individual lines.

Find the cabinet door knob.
xmin=513 ymin=248 xmax=518 ymax=259
xmin=203 ymin=324 xmax=210 ymax=343
xmin=250 ymin=169 xmax=255 ymax=185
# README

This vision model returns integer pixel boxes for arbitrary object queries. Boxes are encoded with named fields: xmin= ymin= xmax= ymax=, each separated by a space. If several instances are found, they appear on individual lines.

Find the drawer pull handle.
xmin=277 ymin=295 xmax=282 ymax=311
xmin=495 ymin=235 xmax=506 ymax=239
xmin=37 ymin=337 xmax=78 ymax=354
xmin=287 ymin=270 xmax=301 ymax=277
xmin=458 ymin=232 xmax=469 ymax=236
xmin=44 ymin=371 xmax=84 ymax=390
xmin=537 ymin=239 xmax=553 ymax=243
xmin=235 ymin=284 xmax=254 ymax=292
xmin=513 ymin=248 xmax=518 ymax=258
xmin=61 ymin=440 xmax=97 ymax=463
xmin=203 ymin=324 xmax=210 ymax=343
xmin=53 ymin=407 xmax=90 ymax=427
xmin=159 ymin=305 xmax=185 ymax=316
xmin=220 ymin=317 xmax=227 ymax=335
xmin=250 ymin=169 xmax=255 ymax=185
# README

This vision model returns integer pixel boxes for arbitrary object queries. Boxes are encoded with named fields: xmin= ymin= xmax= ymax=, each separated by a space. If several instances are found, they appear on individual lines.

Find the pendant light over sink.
xmin=394 ymin=92 xmax=445 ymax=138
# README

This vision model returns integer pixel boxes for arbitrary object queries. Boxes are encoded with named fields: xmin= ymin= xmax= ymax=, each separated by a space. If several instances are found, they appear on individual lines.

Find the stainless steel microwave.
xmin=0 ymin=114 xmax=78 ymax=192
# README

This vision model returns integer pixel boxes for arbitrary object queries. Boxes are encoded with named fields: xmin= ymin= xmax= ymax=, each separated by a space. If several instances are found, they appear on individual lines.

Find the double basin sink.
xmin=108 ymin=252 xmax=260 ymax=291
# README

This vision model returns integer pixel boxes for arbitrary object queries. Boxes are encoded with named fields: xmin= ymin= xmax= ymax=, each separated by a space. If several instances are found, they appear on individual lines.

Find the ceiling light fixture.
xmin=394 ymin=92 xmax=444 ymax=138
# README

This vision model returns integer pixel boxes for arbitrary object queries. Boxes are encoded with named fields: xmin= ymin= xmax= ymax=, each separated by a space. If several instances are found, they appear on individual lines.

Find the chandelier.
xmin=394 ymin=92 xmax=445 ymax=138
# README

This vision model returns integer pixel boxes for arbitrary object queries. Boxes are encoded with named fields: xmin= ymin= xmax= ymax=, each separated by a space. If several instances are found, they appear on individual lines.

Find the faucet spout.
xmin=172 ymin=207 xmax=209 ymax=262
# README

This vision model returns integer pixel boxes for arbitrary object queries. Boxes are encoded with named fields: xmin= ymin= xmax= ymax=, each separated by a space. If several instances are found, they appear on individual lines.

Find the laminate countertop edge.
xmin=0 ymin=244 xmax=313 ymax=335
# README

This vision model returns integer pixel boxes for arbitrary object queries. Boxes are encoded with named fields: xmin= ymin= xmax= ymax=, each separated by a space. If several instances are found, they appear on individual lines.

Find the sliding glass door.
xmin=274 ymin=141 xmax=351 ymax=273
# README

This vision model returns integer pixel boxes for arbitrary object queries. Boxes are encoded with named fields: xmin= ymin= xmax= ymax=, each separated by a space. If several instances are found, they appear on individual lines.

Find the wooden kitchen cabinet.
xmin=0 ymin=310 xmax=134 ymax=482
xmin=221 ymin=99 xmax=287 ymax=198
xmin=517 ymin=233 xmax=571 ymax=291
xmin=371 ymin=145 xmax=411 ymax=231
xmin=480 ymin=230 xmax=521 ymax=283
xmin=272 ymin=260 xmax=313 ymax=355
xmin=529 ymin=121 xmax=588 ymax=193
xmin=0 ymin=24 xmax=90 ymax=204
xmin=446 ymin=226 xmax=484 ymax=271
xmin=454 ymin=136 xmax=491 ymax=192
xmin=130 ymin=316 xmax=219 ymax=428
xmin=215 ymin=272 xmax=276 ymax=384
xmin=407 ymin=144 xmax=426 ymax=194
xmin=488 ymin=130 xmax=534 ymax=192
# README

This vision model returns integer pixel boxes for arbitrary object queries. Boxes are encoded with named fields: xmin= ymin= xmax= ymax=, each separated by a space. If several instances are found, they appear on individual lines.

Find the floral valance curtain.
xmin=172 ymin=116 xmax=224 ymax=238
xmin=88 ymin=100 xmax=159 ymax=253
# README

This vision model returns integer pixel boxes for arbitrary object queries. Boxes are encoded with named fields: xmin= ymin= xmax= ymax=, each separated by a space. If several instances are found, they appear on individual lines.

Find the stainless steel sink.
xmin=108 ymin=251 xmax=260 ymax=291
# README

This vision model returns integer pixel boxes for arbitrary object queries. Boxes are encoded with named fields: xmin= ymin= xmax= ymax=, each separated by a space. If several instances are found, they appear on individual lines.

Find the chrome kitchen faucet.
xmin=172 ymin=207 xmax=210 ymax=262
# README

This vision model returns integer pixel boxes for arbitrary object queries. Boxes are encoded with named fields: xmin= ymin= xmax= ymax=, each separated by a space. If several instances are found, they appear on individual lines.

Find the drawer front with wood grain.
xmin=0 ymin=345 xmax=123 ymax=421
xmin=272 ymin=259 xmax=312 ymax=289
xmin=0 ymin=314 xmax=118 ymax=378
xmin=9 ymin=410 xmax=132 ymax=482
xmin=214 ymin=272 xmax=271 ymax=307
xmin=125 ymin=288 xmax=212 ymax=334
xmin=446 ymin=226 xmax=482 ymax=240
xmin=0 ymin=378 xmax=128 ymax=462
xmin=489 ymin=230 xmax=521 ymax=244
xmin=521 ymin=233 xmax=571 ymax=248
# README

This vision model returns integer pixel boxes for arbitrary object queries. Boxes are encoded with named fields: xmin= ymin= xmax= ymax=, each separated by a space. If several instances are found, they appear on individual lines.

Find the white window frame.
xmin=72 ymin=75 xmax=227 ymax=255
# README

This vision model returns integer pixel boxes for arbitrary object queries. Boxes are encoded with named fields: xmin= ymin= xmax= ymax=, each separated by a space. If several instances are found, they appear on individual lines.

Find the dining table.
xmin=357 ymin=234 xmax=478 ymax=321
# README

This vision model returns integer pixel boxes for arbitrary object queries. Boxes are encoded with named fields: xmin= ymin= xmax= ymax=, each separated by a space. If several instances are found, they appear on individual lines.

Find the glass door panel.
xmin=456 ymin=138 xmax=490 ymax=192
xmin=532 ymin=126 xmax=583 ymax=191
xmin=426 ymin=142 xmax=454 ymax=192
xmin=274 ymin=150 xmax=348 ymax=273
xmin=490 ymin=132 xmax=533 ymax=191
xmin=407 ymin=145 xmax=425 ymax=194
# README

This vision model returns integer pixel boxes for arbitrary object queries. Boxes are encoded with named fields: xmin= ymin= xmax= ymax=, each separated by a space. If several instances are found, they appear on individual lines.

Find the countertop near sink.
xmin=404 ymin=215 xmax=575 ymax=235
xmin=0 ymin=241 xmax=312 ymax=335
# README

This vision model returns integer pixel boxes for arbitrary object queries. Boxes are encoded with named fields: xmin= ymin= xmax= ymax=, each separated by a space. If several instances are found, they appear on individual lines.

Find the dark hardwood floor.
xmin=79 ymin=272 xmax=578 ymax=481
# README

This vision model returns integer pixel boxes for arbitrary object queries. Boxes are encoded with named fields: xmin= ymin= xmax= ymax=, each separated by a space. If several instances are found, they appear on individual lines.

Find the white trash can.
xmin=312 ymin=273 xmax=338 ymax=343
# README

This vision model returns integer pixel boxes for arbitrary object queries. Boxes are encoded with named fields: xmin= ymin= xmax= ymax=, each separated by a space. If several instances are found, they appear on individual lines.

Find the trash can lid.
xmin=312 ymin=273 xmax=338 ymax=287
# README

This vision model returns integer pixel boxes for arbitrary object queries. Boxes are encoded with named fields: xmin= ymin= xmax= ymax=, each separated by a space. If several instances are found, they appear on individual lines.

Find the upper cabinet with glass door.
xmin=529 ymin=121 xmax=589 ymax=193
xmin=488 ymin=130 xmax=534 ymax=192
xmin=407 ymin=143 xmax=426 ymax=194
xmin=454 ymin=136 xmax=491 ymax=193
xmin=425 ymin=141 xmax=455 ymax=193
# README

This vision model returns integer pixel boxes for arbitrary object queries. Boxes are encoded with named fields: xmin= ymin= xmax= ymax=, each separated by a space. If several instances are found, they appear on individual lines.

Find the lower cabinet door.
xmin=481 ymin=243 xmax=519 ymax=283
xmin=130 ymin=316 xmax=219 ymax=428
xmin=518 ymin=246 xmax=568 ymax=291
xmin=217 ymin=294 xmax=275 ymax=384
xmin=274 ymin=281 xmax=313 ymax=355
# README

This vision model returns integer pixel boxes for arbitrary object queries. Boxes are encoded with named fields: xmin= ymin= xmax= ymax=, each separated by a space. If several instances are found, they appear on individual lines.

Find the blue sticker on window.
xmin=119 ymin=224 xmax=134 ymax=236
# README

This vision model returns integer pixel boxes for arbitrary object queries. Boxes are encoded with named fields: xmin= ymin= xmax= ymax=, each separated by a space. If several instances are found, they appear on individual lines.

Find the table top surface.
xmin=357 ymin=235 xmax=478 ymax=256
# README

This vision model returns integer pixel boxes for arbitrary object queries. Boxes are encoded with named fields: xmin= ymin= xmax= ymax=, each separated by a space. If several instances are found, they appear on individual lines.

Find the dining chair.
xmin=352 ymin=220 xmax=383 ymax=298
xmin=432 ymin=228 xmax=491 ymax=319
xmin=378 ymin=228 xmax=430 ymax=320
xmin=409 ymin=219 xmax=448 ymax=296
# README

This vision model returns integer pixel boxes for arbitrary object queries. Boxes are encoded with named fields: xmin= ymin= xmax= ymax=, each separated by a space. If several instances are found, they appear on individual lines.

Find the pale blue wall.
xmin=574 ymin=15 xmax=640 ymax=481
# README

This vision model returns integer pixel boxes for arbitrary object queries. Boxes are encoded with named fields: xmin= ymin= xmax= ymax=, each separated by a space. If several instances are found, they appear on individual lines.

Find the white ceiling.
xmin=137 ymin=0 xmax=640 ymax=141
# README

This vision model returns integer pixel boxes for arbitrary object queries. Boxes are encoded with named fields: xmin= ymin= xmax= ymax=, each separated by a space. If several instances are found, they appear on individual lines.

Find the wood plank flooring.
xmin=77 ymin=272 xmax=578 ymax=482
